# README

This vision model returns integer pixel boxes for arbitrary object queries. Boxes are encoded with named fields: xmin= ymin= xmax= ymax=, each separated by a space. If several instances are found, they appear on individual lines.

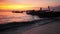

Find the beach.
xmin=0 ymin=17 xmax=60 ymax=34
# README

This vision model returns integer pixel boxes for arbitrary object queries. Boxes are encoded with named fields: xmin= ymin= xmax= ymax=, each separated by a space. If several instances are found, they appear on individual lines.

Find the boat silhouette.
xmin=26 ymin=11 xmax=60 ymax=18
xmin=26 ymin=6 xmax=60 ymax=18
xmin=12 ymin=11 xmax=23 ymax=13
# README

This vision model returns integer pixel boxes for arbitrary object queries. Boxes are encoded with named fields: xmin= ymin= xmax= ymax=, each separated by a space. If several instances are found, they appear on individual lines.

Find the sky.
xmin=0 ymin=0 xmax=60 ymax=10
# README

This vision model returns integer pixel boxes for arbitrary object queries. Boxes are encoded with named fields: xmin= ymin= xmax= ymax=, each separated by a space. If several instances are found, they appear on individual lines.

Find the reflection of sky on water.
xmin=0 ymin=12 xmax=40 ymax=24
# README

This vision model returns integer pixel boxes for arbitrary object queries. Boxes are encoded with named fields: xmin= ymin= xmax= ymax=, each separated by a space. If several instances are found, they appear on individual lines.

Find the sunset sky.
xmin=0 ymin=0 xmax=60 ymax=10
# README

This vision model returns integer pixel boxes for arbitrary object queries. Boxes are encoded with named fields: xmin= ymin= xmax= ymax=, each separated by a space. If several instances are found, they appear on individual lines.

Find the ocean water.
xmin=0 ymin=11 xmax=40 ymax=24
xmin=0 ymin=10 xmax=60 ymax=24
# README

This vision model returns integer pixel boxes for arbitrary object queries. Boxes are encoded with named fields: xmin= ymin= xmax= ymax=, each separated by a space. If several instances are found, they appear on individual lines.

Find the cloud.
xmin=0 ymin=0 xmax=4 ymax=1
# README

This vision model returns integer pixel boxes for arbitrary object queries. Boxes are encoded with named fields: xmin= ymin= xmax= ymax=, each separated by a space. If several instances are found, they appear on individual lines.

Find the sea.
xmin=0 ymin=10 xmax=60 ymax=24
xmin=0 ymin=11 xmax=41 ymax=24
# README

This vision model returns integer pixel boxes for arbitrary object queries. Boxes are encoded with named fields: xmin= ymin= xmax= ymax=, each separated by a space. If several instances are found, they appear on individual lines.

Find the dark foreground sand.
xmin=22 ymin=21 xmax=60 ymax=34
xmin=0 ymin=18 xmax=60 ymax=34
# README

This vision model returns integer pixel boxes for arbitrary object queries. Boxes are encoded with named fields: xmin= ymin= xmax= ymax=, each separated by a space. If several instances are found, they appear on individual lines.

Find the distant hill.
xmin=51 ymin=6 xmax=60 ymax=11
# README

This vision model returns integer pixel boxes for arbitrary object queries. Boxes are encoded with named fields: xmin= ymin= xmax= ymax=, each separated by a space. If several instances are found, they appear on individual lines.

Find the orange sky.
xmin=0 ymin=0 xmax=60 ymax=10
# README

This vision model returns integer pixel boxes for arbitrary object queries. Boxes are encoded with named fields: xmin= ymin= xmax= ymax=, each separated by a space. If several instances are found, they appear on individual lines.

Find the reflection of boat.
xmin=12 ymin=11 xmax=23 ymax=13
